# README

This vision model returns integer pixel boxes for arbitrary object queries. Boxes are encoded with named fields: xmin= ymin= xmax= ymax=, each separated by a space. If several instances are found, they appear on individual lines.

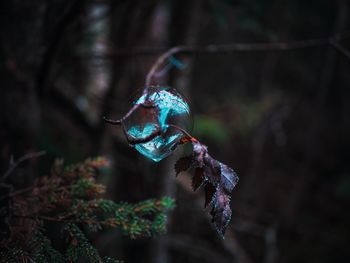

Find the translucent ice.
xmin=126 ymin=87 xmax=191 ymax=162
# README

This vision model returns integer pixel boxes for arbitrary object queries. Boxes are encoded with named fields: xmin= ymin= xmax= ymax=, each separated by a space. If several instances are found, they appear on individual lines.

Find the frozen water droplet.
xmin=125 ymin=86 xmax=191 ymax=162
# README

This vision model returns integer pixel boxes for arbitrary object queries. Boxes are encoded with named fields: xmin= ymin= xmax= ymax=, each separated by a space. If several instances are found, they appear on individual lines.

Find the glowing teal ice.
xmin=127 ymin=87 xmax=190 ymax=162
xmin=128 ymin=123 xmax=180 ymax=162
xmin=135 ymin=88 xmax=190 ymax=129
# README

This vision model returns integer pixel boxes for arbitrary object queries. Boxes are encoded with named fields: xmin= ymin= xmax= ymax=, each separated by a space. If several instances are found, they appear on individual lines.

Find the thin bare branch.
xmin=2 ymin=151 xmax=46 ymax=182
xmin=105 ymin=33 xmax=350 ymax=147
xmin=330 ymin=38 xmax=350 ymax=60
xmin=83 ymin=33 xmax=350 ymax=59
xmin=103 ymin=116 xmax=121 ymax=125
xmin=125 ymin=125 xmax=162 ymax=145
xmin=144 ymin=36 xmax=350 ymax=86
xmin=145 ymin=46 xmax=186 ymax=87
xmin=169 ymin=124 xmax=194 ymax=140
xmin=103 ymin=99 xmax=154 ymax=127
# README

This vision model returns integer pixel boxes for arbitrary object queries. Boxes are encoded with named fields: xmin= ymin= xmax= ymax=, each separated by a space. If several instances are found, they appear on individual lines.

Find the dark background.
xmin=1 ymin=0 xmax=350 ymax=262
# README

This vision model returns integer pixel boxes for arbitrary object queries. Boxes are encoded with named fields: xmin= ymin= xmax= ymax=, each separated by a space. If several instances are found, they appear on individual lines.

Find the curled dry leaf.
xmin=175 ymin=140 xmax=239 ymax=237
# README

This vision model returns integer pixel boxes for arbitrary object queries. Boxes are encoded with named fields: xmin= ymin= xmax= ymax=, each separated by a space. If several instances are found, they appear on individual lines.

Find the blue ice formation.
xmin=127 ymin=87 xmax=190 ymax=162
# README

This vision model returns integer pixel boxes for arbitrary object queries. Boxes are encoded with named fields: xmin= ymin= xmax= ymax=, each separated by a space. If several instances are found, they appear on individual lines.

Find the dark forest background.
xmin=1 ymin=0 xmax=350 ymax=262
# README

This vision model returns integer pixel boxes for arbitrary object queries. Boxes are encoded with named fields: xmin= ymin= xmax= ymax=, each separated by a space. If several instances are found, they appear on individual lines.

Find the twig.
xmin=103 ymin=115 xmax=162 ymax=144
xmin=104 ymin=114 xmax=194 ymax=145
xmin=144 ymin=37 xmax=350 ymax=86
xmin=330 ymin=38 xmax=350 ymax=59
xmin=104 ymin=34 xmax=350 ymax=146
xmin=124 ymin=124 xmax=162 ymax=145
xmin=102 ymin=94 xmax=156 ymax=127
xmin=103 ymin=116 xmax=121 ymax=125
xmin=2 ymin=151 xmax=46 ymax=182
xmin=84 ymin=33 xmax=350 ymax=58
xmin=103 ymin=86 xmax=163 ymax=145
xmin=145 ymin=47 xmax=186 ymax=87
xmin=168 ymin=124 xmax=195 ymax=140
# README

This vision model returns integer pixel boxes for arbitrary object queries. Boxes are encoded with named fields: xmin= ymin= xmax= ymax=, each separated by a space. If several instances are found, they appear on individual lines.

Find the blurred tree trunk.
xmin=151 ymin=1 xmax=201 ymax=262
xmin=283 ymin=0 xmax=348 ymax=226
xmin=104 ymin=1 xmax=163 ymax=261
xmin=0 ymin=1 xmax=45 ymax=183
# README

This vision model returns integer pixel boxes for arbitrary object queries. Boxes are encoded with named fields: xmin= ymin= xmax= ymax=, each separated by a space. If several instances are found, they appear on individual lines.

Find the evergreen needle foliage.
xmin=0 ymin=157 xmax=174 ymax=263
